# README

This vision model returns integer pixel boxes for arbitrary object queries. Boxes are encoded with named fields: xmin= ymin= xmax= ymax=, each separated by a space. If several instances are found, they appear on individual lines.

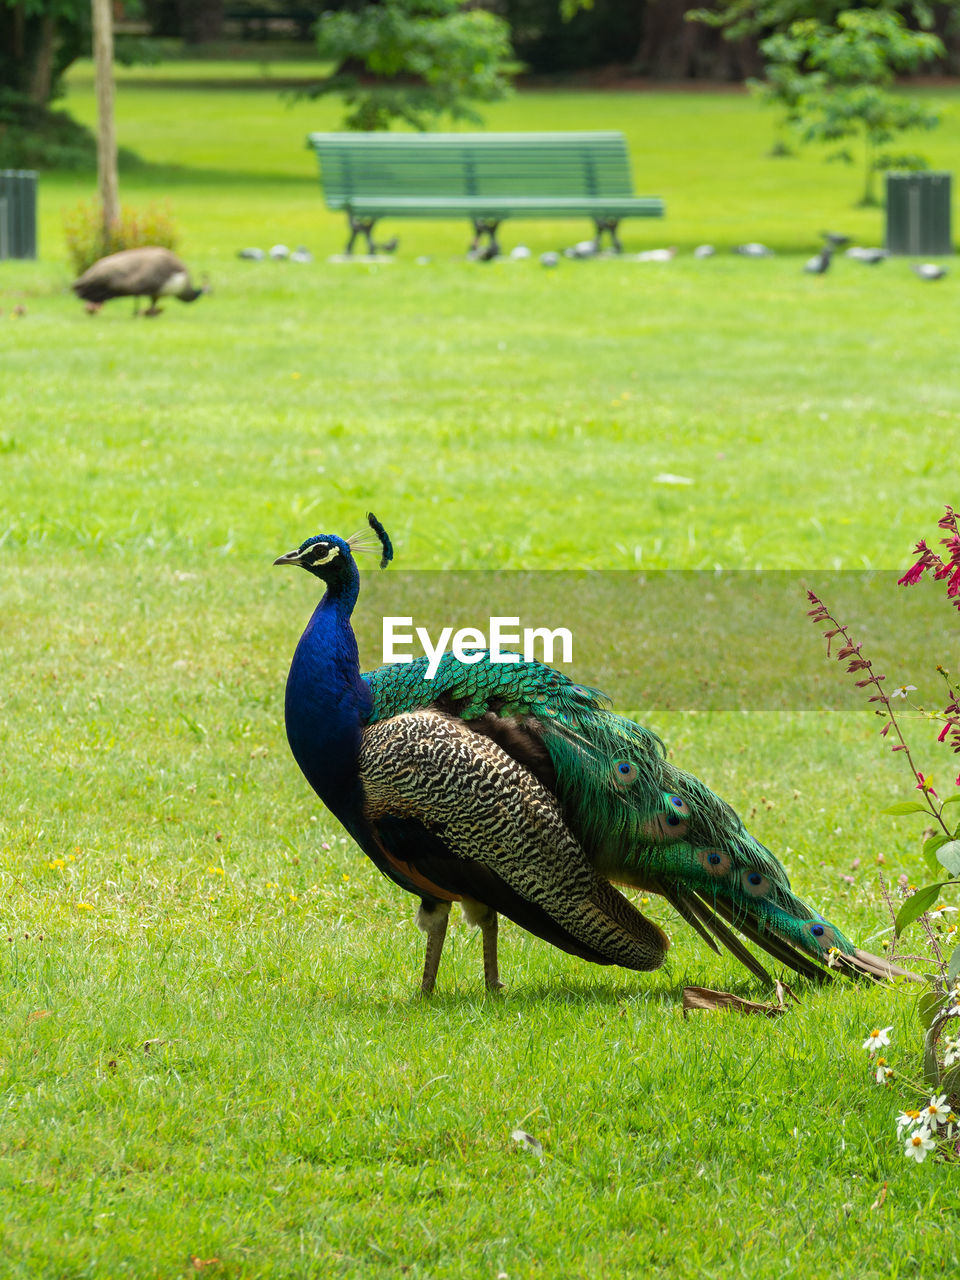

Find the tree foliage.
xmin=754 ymin=9 xmax=943 ymax=203
xmin=688 ymin=0 xmax=952 ymax=41
xmin=304 ymin=0 xmax=518 ymax=131
xmin=0 ymin=0 xmax=90 ymax=104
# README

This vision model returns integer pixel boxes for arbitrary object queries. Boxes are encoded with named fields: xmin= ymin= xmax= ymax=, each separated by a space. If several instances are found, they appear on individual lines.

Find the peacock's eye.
xmin=669 ymin=794 xmax=684 ymax=808
xmin=740 ymin=869 xmax=770 ymax=896
xmin=613 ymin=760 xmax=638 ymax=785
xmin=699 ymin=849 xmax=730 ymax=876
xmin=666 ymin=813 xmax=681 ymax=827
xmin=811 ymin=924 xmax=825 ymax=937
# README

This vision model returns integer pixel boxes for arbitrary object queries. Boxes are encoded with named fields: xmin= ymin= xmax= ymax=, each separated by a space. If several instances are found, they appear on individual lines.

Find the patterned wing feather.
xmin=359 ymin=710 xmax=670 ymax=972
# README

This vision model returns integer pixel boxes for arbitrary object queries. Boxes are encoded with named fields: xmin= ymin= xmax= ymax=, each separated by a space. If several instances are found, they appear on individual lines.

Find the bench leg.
xmin=469 ymin=218 xmax=502 ymax=258
xmin=346 ymin=216 xmax=377 ymax=256
xmin=594 ymin=218 xmax=623 ymax=254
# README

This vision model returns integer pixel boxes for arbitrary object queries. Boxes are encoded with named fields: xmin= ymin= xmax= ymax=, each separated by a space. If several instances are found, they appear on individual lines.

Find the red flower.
xmin=898 ymin=542 xmax=938 ymax=586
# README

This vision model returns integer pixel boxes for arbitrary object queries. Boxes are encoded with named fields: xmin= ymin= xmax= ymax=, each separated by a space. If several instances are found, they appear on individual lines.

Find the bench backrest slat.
xmin=307 ymin=132 xmax=637 ymax=205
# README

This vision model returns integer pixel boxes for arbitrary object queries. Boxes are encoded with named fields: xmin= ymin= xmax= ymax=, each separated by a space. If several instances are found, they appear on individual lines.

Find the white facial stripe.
xmin=160 ymin=271 xmax=189 ymax=297
xmin=309 ymin=545 xmax=341 ymax=566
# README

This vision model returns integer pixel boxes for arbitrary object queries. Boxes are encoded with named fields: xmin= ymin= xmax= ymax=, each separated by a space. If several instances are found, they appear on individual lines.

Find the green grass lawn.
xmin=2 ymin=72 xmax=960 ymax=1278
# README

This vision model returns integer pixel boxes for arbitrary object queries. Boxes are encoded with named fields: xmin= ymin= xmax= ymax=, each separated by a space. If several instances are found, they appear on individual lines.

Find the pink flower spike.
xmin=916 ymin=773 xmax=939 ymax=799
xmin=898 ymin=561 xmax=928 ymax=586
xmin=939 ymin=722 xmax=953 ymax=743
xmin=892 ymin=745 xmax=907 ymax=752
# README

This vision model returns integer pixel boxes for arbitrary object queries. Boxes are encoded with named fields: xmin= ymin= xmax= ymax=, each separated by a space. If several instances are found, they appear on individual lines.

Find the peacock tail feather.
xmin=364 ymin=650 xmax=857 ymax=967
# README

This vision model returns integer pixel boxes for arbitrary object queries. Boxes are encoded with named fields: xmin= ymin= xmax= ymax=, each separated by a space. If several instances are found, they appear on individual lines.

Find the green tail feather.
xmin=363 ymin=652 xmax=857 ymax=966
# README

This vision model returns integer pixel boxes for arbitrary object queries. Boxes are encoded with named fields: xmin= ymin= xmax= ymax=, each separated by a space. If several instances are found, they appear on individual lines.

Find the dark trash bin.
xmin=0 ymin=170 xmax=37 ymax=260
xmin=885 ymin=171 xmax=952 ymax=256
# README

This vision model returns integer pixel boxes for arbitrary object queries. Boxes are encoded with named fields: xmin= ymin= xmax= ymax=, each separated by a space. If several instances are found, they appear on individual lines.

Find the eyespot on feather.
xmin=740 ymin=869 xmax=771 ymax=897
xmin=666 ymin=793 xmax=690 ymax=817
xmin=612 ymin=760 xmax=638 ymax=786
xmin=642 ymin=812 xmax=689 ymax=842
xmin=807 ymin=921 xmax=835 ymax=949
xmin=698 ymin=849 xmax=731 ymax=876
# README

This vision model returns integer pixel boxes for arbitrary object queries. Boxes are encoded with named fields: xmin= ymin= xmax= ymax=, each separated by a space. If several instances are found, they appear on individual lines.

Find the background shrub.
xmin=63 ymin=200 xmax=179 ymax=274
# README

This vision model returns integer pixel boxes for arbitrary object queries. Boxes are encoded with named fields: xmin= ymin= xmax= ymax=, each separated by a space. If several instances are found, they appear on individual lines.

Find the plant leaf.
xmin=918 ymin=987 xmax=942 ymax=1031
xmin=948 ymin=942 xmax=960 ymax=988
xmin=923 ymin=831 xmax=952 ymax=874
xmin=881 ymin=801 xmax=929 ymax=815
xmin=681 ymin=984 xmax=797 ymax=1017
xmin=923 ymin=1022 xmax=941 ymax=1088
xmin=895 ymin=882 xmax=948 ymax=936
xmin=936 ymin=840 xmax=960 ymax=876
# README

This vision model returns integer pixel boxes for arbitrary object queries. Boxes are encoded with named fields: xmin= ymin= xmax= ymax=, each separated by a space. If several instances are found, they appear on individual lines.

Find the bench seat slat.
xmin=341 ymin=196 xmax=665 ymax=217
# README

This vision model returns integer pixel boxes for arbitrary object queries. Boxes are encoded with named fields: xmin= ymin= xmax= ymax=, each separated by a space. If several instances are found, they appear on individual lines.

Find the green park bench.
xmin=306 ymin=131 xmax=665 ymax=256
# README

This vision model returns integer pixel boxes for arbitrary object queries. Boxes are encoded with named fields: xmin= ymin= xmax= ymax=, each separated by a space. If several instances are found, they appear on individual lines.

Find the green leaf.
xmin=948 ymin=943 xmax=960 ymax=988
xmin=937 ymin=841 xmax=960 ymax=876
xmin=940 ymin=794 xmax=960 ymax=807
xmin=923 ymin=832 xmax=951 ymax=874
xmin=880 ymin=801 xmax=929 ymax=815
xmin=923 ymin=1022 xmax=941 ymax=1088
xmin=895 ymin=882 xmax=948 ymax=936
xmin=918 ymin=987 xmax=942 ymax=1031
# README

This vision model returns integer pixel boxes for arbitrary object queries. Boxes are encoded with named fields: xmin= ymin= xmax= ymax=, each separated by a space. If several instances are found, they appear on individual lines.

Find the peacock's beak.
xmin=273 ymin=548 xmax=305 ymax=566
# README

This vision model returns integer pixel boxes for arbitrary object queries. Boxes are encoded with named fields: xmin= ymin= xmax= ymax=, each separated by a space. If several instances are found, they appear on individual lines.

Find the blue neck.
xmin=284 ymin=568 xmax=372 ymax=810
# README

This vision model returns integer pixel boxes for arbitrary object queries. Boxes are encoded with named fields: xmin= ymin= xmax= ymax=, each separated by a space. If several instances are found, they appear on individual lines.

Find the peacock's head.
xmin=273 ymin=512 xmax=393 ymax=583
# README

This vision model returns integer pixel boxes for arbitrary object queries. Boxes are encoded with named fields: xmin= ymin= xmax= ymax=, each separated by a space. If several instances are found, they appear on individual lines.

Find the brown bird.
xmin=72 ymin=247 xmax=206 ymax=317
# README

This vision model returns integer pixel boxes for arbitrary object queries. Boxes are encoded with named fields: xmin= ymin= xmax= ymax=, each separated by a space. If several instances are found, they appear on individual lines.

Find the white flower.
xmin=890 ymin=685 xmax=917 ymax=699
xmin=896 ymin=1109 xmax=924 ymax=1134
xmin=922 ymin=1094 xmax=951 ymax=1131
xmin=875 ymin=1061 xmax=894 ymax=1084
xmin=863 ymin=1026 xmax=893 ymax=1053
xmin=904 ymin=1127 xmax=935 ymax=1162
xmin=928 ymin=905 xmax=958 ymax=920
xmin=943 ymin=1038 xmax=960 ymax=1068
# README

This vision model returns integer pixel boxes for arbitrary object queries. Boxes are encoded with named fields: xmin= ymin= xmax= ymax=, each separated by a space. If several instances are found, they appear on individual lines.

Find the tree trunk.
xmin=27 ymin=15 xmax=57 ymax=104
xmin=634 ymin=0 xmax=761 ymax=80
xmin=179 ymin=0 xmax=224 ymax=45
xmin=92 ymin=0 xmax=120 ymax=237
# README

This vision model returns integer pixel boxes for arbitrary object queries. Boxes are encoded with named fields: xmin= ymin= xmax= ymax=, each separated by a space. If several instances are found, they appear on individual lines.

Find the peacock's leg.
xmin=462 ymin=899 xmax=504 ymax=991
xmin=415 ymin=899 xmax=450 ymax=995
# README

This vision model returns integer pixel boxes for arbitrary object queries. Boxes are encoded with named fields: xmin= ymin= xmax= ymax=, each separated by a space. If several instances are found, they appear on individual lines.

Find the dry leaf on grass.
xmin=682 ymin=981 xmax=799 ymax=1018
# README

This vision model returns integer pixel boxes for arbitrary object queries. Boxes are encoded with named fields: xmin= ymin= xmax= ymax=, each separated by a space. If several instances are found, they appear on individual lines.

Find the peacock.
xmin=276 ymin=515 xmax=914 ymax=994
xmin=72 ymin=247 xmax=206 ymax=317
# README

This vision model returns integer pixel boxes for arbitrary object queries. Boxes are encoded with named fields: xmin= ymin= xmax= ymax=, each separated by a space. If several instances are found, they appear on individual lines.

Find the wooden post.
xmin=91 ymin=0 xmax=120 ymax=239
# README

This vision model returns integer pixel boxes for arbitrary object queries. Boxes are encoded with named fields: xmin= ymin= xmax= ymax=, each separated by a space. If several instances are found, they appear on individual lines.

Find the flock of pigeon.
xmin=238 ymin=244 xmax=314 ymax=263
xmin=531 ymin=230 xmax=948 ymax=279
xmin=231 ymin=232 xmax=947 ymax=279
